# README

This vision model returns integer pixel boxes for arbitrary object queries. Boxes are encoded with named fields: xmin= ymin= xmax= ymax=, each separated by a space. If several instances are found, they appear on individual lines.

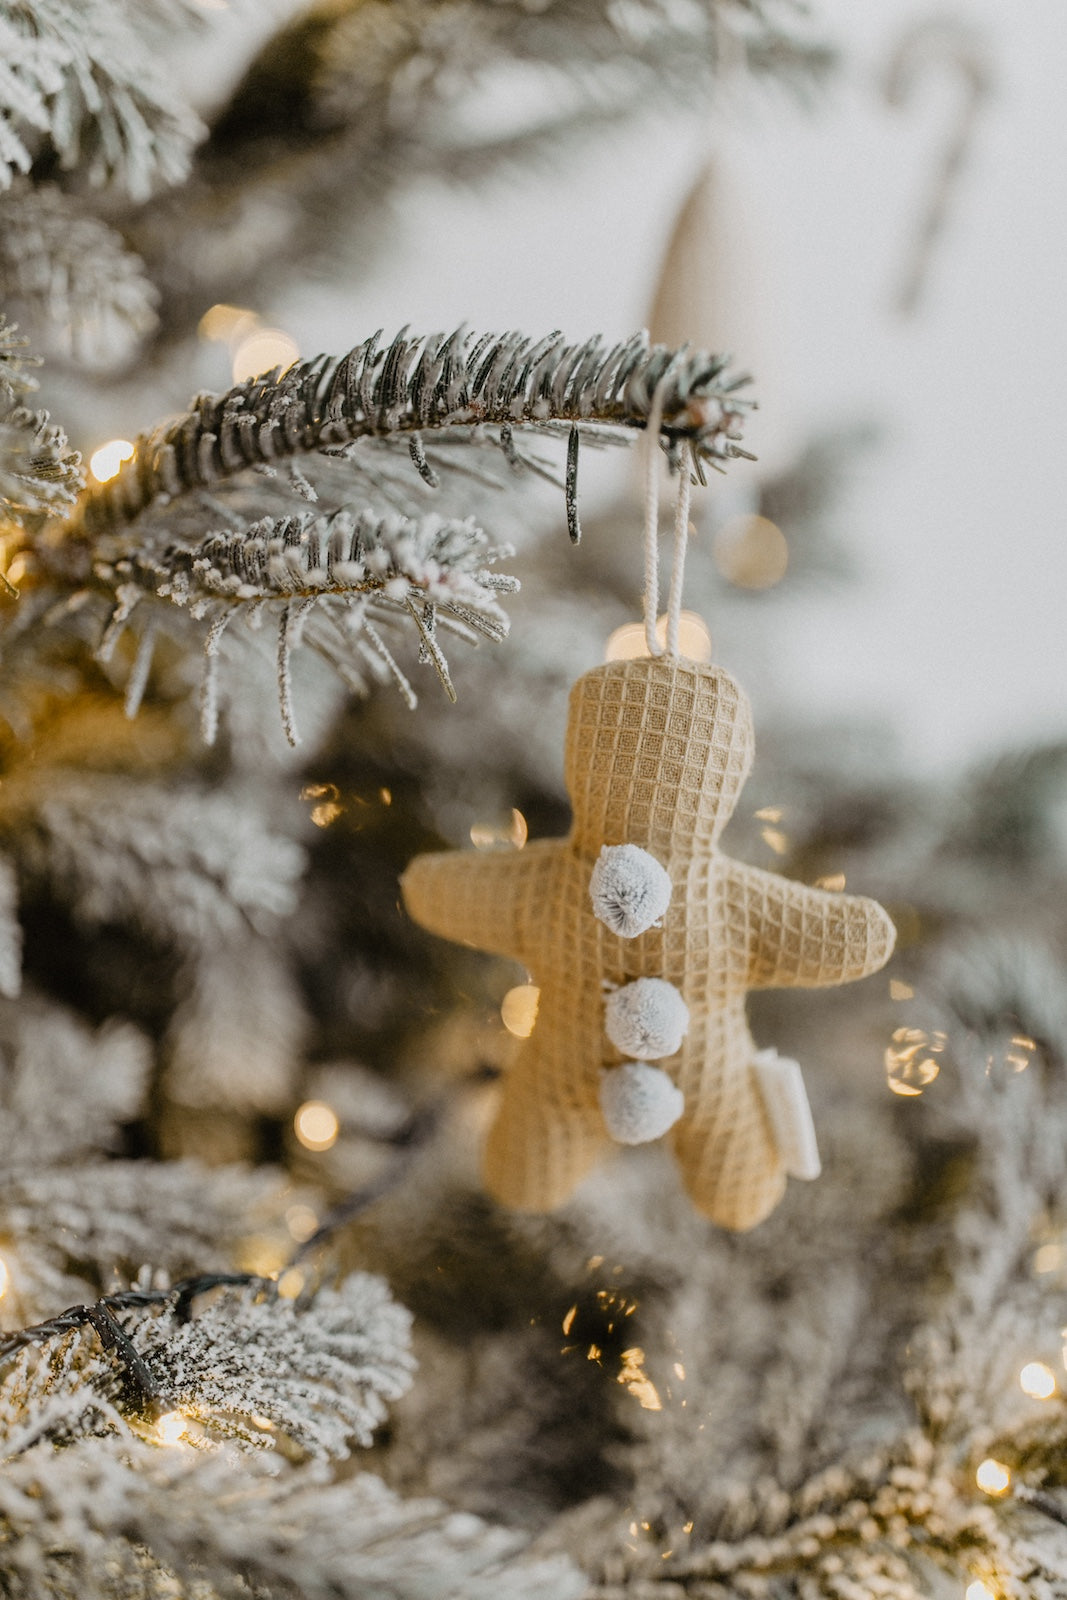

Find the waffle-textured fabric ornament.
xmin=402 ymin=654 xmax=896 ymax=1229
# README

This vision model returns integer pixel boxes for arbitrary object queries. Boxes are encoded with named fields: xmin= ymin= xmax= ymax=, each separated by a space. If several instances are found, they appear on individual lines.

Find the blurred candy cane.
xmin=883 ymin=17 xmax=994 ymax=315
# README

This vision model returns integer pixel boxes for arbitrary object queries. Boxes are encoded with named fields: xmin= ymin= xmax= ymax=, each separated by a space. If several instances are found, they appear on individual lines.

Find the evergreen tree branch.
xmin=0 ymin=1438 xmax=587 ymax=1600
xmin=0 ymin=0 xmax=203 ymax=199
xmin=0 ymin=184 xmax=158 ymax=368
xmin=60 ymin=328 xmax=752 ymax=542
xmin=0 ymin=1273 xmax=415 ymax=1457
xmin=0 ymin=318 xmax=82 ymax=545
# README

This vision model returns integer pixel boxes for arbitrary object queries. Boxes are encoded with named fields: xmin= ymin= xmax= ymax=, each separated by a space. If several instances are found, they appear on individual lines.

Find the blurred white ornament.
xmin=647 ymin=155 xmax=799 ymax=477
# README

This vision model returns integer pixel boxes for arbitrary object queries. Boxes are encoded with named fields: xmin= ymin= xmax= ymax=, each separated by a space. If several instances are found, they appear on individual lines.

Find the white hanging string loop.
xmin=643 ymin=362 xmax=694 ymax=661
xmin=642 ymin=369 xmax=674 ymax=658
xmin=664 ymin=445 xmax=692 ymax=660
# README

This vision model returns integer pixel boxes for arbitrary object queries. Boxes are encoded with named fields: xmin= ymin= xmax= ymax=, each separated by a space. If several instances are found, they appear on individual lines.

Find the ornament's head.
xmin=564 ymin=656 xmax=754 ymax=859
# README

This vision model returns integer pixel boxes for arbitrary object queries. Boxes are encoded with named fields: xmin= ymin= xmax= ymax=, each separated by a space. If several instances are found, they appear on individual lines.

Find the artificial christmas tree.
xmin=2 ymin=4 xmax=1067 ymax=1599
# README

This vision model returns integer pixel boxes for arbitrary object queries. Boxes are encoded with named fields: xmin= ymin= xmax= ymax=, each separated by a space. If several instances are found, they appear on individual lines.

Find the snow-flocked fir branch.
xmin=0 ymin=183 xmax=158 ymax=368
xmin=0 ymin=319 xmax=82 ymax=542
xmin=28 ymin=330 xmax=747 ymax=742
xmin=0 ymin=771 xmax=306 ymax=944
xmin=0 ymin=0 xmax=203 ymax=199
xmin=0 ymin=1438 xmax=587 ymax=1600
xmin=0 ymin=1272 xmax=414 ymax=1458
xmin=61 ymin=328 xmax=752 ymax=540
xmin=118 ymin=508 xmax=518 ymax=739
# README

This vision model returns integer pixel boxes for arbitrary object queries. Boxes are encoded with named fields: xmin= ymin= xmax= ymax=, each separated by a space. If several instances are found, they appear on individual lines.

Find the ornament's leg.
xmin=670 ymin=1023 xmax=787 ymax=1229
xmin=483 ymin=1066 xmax=610 ymax=1212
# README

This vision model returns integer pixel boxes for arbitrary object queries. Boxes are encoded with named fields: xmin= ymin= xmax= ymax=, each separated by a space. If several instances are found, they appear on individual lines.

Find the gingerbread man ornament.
xmin=402 ymin=655 xmax=895 ymax=1229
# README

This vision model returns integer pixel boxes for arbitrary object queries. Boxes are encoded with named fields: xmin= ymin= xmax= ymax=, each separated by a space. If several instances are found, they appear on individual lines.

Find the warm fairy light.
xmin=754 ymin=806 xmax=783 ymax=822
xmin=89 ymin=438 xmax=134 ymax=483
xmin=885 ymin=1026 xmax=945 ymax=1097
xmin=470 ymin=809 xmax=527 ymax=851
xmin=1034 ymin=1242 xmax=1064 ymax=1275
xmin=604 ymin=612 xmax=712 ymax=664
xmin=285 ymin=1204 xmax=319 ymax=1243
xmin=562 ymin=1304 xmax=577 ymax=1336
xmin=761 ymin=827 xmax=789 ymax=856
xmin=155 ymin=1411 xmax=188 ymax=1446
xmin=277 ymin=1267 xmax=305 ymax=1299
xmin=965 ymin=1582 xmax=997 ymax=1600
xmin=379 ymin=787 xmax=392 ymax=806
xmin=501 ymin=984 xmax=540 ymax=1038
xmin=0 ymin=1256 xmax=8 ymax=1299
xmin=301 ymin=782 xmax=343 ymax=827
xmin=1020 ymin=1361 xmax=1057 ymax=1399
xmin=5 ymin=553 xmax=27 ymax=587
xmin=890 ymin=979 xmax=916 ymax=1001
xmin=1006 ymin=1035 xmax=1036 ymax=1073
xmin=293 ymin=1100 xmax=339 ymax=1151
xmin=713 ymin=514 xmax=789 ymax=590
xmin=232 ymin=328 xmax=300 ymax=383
xmin=198 ymin=303 xmax=258 ymax=344
xmin=617 ymin=1347 xmax=662 ymax=1411
xmin=235 ymin=1235 xmax=289 ymax=1276
xmin=975 ymin=1458 xmax=1011 ymax=1496
xmin=814 ymin=872 xmax=846 ymax=892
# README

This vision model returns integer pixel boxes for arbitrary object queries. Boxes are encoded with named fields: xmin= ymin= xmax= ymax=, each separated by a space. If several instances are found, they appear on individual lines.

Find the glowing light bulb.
xmin=155 ymin=1411 xmax=188 ymax=1446
xmin=885 ymin=1026 xmax=944 ymax=1098
xmin=713 ymin=515 xmax=788 ymax=589
xmin=294 ymin=1100 xmax=339 ymax=1151
xmin=1020 ymin=1361 xmax=1057 ymax=1399
xmin=501 ymin=984 xmax=540 ymax=1038
xmin=285 ymin=1204 xmax=319 ymax=1243
xmin=277 ymin=1267 xmax=305 ymax=1299
xmin=89 ymin=439 xmax=134 ymax=483
xmin=0 ymin=1256 xmax=9 ymax=1298
xmin=1034 ymin=1241 xmax=1064 ymax=1274
xmin=965 ymin=1582 xmax=997 ymax=1600
xmin=975 ymin=1458 xmax=1011 ymax=1496
xmin=470 ymin=809 xmax=527 ymax=851
xmin=604 ymin=612 xmax=712 ymax=663
xmin=232 ymin=329 xmax=300 ymax=383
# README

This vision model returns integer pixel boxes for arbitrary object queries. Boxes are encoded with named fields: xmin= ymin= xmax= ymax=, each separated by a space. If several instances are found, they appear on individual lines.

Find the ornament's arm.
xmin=725 ymin=862 xmax=896 ymax=990
xmin=400 ymin=840 xmax=557 ymax=965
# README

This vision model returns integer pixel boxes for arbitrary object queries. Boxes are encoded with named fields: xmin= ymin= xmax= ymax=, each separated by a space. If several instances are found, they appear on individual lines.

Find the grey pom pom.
xmin=600 ymin=1061 xmax=684 ymax=1145
xmin=604 ymin=978 xmax=689 ymax=1059
xmin=589 ymin=844 xmax=671 ymax=938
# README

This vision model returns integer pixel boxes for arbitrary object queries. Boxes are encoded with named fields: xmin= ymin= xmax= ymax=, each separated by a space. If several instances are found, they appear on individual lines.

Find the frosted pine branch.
xmin=0 ymin=773 xmax=306 ymax=943
xmin=0 ymin=996 xmax=148 ymax=1174
xmin=0 ymin=184 xmax=158 ymax=368
xmin=0 ymin=1439 xmax=587 ymax=1600
xmin=4 ymin=1160 xmax=288 ymax=1320
xmin=62 ymin=329 xmax=753 ymax=541
xmin=0 ymin=1274 xmax=414 ymax=1458
xmin=0 ymin=0 xmax=203 ymax=198
xmin=111 ymin=507 xmax=517 ymax=740
xmin=0 ymin=321 xmax=82 ymax=539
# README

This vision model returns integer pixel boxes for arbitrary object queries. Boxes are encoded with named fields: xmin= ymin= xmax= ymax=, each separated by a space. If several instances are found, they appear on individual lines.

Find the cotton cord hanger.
xmin=643 ymin=367 xmax=694 ymax=659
